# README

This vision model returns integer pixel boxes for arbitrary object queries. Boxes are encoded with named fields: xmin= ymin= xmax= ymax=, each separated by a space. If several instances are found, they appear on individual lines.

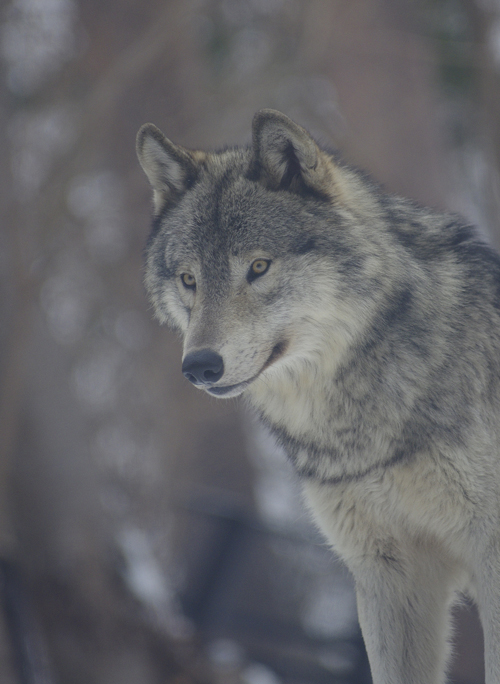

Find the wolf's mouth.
xmin=207 ymin=381 xmax=251 ymax=397
xmin=206 ymin=340 xmax=288 ymax=398
xmin=261 ymin=339 xmax=288 ymax=370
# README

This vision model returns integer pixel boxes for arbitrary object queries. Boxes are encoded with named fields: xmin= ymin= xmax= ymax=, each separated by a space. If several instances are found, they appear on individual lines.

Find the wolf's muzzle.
xmin=182 ymin=349 xmax=224 ymax=386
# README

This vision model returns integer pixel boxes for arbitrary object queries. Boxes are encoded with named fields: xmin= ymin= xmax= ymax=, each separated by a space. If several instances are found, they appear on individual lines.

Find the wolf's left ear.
xmin=250 ymin=109 xmax=334 ymax=197
xmin=136 ymin=123 xmax=200 ymax=214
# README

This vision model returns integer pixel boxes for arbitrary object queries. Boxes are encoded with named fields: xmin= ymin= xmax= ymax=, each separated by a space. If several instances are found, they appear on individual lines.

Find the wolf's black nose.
xmin=182 ymin=350 xmax=224 ymax=385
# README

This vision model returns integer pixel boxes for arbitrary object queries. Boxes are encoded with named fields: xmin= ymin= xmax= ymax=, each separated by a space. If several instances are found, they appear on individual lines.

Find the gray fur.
xmin=137 ymin=109 xmax=500 ymax=683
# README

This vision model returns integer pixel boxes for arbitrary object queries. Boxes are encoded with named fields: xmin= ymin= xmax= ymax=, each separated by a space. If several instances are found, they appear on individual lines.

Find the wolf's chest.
xmin=301 ymin=456 xmax=474 ymax=565
xmin=254 ymin=386 xmax=411 ymax=485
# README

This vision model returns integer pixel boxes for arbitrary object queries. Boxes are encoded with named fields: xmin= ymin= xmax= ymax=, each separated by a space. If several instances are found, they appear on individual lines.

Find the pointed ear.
xmin=136 ymin=124 xmax=200 ymax=213
xmin=250 ymin=109 xmax=334 ymax=197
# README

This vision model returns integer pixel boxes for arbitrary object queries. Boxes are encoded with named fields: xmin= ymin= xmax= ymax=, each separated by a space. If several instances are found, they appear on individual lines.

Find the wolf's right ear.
xmin=136 ymin=124 xmax=200 ymax=214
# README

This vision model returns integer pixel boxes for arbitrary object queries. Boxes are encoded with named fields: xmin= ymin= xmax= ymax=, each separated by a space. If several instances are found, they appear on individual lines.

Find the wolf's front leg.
xmin=474 ymin=542 xmax=500 ymax=684
xmin=350 ymin=547 xmax=458 ymax=684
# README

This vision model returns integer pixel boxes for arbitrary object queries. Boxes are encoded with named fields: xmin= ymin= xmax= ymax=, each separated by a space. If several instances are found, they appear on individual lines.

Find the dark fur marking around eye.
xmin=247 ymin=259 xmax=271 ymax=283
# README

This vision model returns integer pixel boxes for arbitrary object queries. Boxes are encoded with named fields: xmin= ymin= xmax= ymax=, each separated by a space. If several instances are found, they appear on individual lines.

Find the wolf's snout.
xmin=182 ymin=349 xmax=224 ymax=386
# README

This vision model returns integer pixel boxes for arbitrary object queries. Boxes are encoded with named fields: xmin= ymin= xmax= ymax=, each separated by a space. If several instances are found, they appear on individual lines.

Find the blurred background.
xmin=1 ymin=0 xmax=499 ymax=682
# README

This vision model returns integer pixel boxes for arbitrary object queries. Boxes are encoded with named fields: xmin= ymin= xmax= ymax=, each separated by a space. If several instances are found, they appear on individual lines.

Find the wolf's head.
xmin=136 ymin=110 xmax=384 ymax=400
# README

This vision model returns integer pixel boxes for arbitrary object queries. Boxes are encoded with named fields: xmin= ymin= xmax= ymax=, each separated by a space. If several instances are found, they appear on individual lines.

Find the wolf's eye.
xmin=248 ymin=259 xmax=271 ymax=282
xmin=180 ymin=273 xmax=196 ymax=290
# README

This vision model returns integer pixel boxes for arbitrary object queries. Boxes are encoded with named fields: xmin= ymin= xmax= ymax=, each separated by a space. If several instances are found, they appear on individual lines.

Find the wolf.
xmin=136 ymin=109 xmax=500 ymax=683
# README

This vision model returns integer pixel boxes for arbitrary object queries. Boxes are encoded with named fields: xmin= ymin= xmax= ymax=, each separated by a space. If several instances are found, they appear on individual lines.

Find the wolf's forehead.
xmin=199 ymin=148 xmax=250 ymax=191
xmin=173 ymin=148 xmax=313 ymax=256
xmin=188 ymin=165 xmax=265 ymax=246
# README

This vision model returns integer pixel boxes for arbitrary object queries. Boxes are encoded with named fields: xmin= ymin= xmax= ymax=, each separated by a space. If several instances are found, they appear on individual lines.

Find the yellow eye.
xmin=250 ymin=259 xmax=271 ymax=277
xmin=181 ymin=272 xmax=196 ymax=289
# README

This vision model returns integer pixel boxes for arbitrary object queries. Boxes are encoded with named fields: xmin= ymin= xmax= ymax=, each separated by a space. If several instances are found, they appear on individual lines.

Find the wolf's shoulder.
xmin=376 ymin=193 xmax=499 ymax=272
